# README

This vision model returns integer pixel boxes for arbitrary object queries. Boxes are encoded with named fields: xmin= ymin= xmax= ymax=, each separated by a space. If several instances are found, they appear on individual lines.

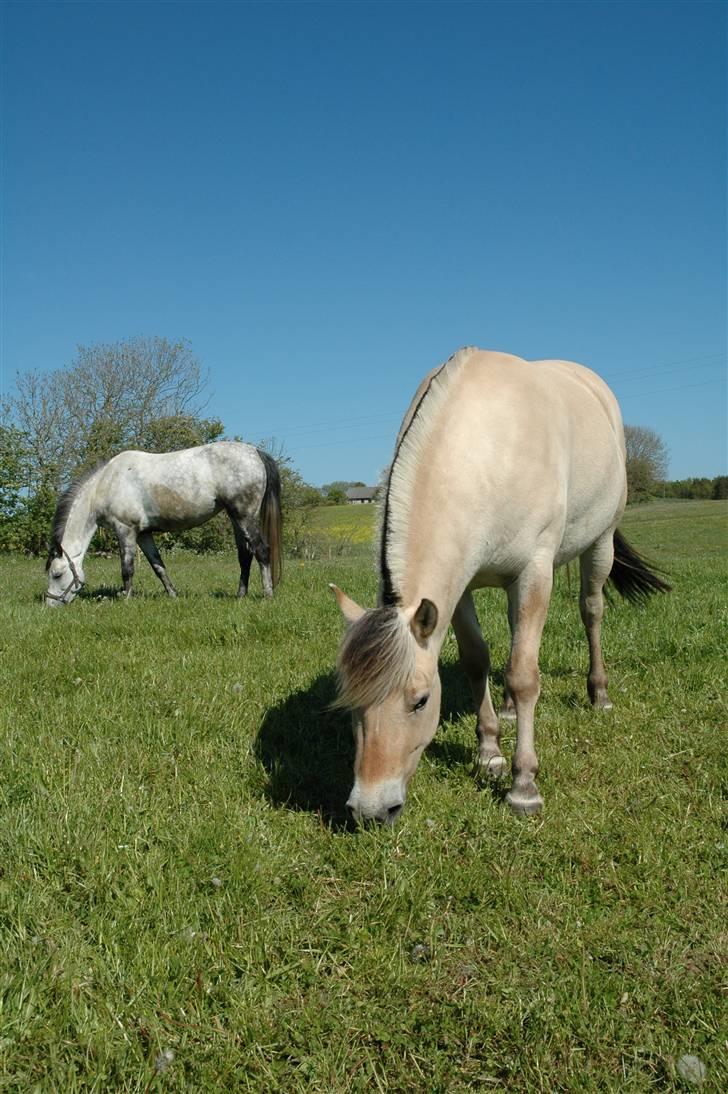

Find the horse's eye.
xmin=412 ymin=694 xmax=429 ymax=713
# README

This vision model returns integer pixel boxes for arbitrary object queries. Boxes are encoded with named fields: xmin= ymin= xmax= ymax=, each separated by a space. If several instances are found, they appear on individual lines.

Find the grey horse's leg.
xmin=116 ymin=526 xmax=138 ymax=598
xmin=579 ymin=531 xmax=614 ymax=709
xmin=230 ymin=521 xmax=254 ymax=598
xmin=451 ymin=591 xmax=504 ymax=778
xmin=138 ymin=531 xmax=178 ymax=598
xmin=499 ymin=595 xmax=517 ymax=721
xmin=254 ymin=533 xmax=274 ymax=598
xmin=228 ymin=514 xmax=273 ymax=598
xmin=504 ymin=559 xmax=553 ymax=815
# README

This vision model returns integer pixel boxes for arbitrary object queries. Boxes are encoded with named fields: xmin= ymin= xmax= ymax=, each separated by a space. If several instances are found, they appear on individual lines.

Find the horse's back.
xmin=427 ymin=349 xmax=627 ymax=569
xmin=95 ymin=442 xmax=266 ymax=531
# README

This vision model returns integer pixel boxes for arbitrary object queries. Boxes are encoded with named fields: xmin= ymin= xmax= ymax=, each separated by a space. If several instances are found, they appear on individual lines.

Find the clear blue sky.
xmin=1 ymin=0 xmax=725 ymax=485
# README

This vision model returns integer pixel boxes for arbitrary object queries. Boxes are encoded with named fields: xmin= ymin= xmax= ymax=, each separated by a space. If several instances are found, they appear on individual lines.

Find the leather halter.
xmin=46 ymin=548 xmax=85 ymax=603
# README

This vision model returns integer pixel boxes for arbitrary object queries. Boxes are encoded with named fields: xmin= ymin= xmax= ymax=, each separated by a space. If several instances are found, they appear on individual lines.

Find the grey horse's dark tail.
xmin=257 ymin=449 xmax=283 ymax=588
xmin=608 ymin=528 xmax=671 ymax=603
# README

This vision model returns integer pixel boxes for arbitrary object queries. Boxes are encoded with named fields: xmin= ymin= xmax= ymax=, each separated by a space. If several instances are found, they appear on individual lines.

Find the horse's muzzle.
xmin=346 ymin=781 xmax=406 ymax=826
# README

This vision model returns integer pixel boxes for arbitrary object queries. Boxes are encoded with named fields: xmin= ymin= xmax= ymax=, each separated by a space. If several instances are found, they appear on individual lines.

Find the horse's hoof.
xmin=505 ymin=789 xmax=543 ymax=816
xmin=476 ymin=755 xmax=507 ymax=780
xmin=592 ymin=697 xmax=613 ymax=710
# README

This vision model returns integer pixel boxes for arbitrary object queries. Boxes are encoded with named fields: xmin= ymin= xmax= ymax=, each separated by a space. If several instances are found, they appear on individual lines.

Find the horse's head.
xmin=45 ymin=541 xmax=85 ymax=606
xmin=331 ymin=584 xmax=441 ymax=824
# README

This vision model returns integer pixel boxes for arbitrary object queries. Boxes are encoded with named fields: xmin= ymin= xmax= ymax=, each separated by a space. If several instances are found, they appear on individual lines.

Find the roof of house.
xmin=345 ymin=486 xmax=378 ymax=501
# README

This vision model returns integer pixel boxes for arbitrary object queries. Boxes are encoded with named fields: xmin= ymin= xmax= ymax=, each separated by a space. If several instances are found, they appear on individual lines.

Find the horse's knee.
xmin=255 ymin=541 xmax=271 ymax=565
xmin=580 ymin=592 xmax=604 ymax=628
xmin=460 ymin=647 xmax=489 ymax=688
xmin=505 ymin=662 xmax=540 ymax=706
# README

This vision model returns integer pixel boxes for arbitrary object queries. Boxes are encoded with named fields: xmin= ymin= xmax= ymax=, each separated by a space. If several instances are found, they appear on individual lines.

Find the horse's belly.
xmin=140 ymin=485 xmax=220 ymax=531
xmin=555 ymin=492 xmax=625 ymax=566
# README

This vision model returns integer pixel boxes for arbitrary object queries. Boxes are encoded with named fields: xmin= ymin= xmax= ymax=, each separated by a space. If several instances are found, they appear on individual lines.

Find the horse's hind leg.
xmin=231 ymin=522 xmax=254 ymax=598
xmin=229 ymin=514 xmax=273 ymax=598
xmin=253 ymin=533 xmax=274 ymax=598
xmin=499 ymin=596 xmax=517 ymax=721
xmin=116 ymin=526 xmax=137 ymax=598
xmin=138 ymin=532 xmax=178 ymax=598
xmin=579 ymin=532 xmax=614 ymax=709
xmin=504 ymin=560 xmax=553 ymax=815
xmin=452 ymin=591 xmax=504 ymax=778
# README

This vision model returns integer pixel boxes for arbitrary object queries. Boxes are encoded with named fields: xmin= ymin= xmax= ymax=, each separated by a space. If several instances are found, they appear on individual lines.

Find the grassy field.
xmin=0 ymin=500 xmax=726 ymax=1091
xmin=307 ymin=502 xmax=377 ymax=544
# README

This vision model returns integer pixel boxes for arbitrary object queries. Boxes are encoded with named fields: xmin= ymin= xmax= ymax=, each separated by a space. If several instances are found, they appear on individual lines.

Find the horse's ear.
xmin=46 ymin=540 xmax=62 ymax=569
xmin=410 ymin=598 xmax=438 ymax=644
xmin=329 ymin=583 xmax=365 ymax=625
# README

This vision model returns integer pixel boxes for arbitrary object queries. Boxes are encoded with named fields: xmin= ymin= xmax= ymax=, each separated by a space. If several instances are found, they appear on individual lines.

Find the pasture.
xmin=0 ymin=500 xmax=726 ymax=1090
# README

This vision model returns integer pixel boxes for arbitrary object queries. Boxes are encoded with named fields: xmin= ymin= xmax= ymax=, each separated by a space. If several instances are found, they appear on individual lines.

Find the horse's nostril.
xmin=386 ymin=803 xmax=404 ymax=824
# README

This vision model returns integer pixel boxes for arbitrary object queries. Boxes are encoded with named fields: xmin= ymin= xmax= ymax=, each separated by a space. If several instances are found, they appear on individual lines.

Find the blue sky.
xmin=1 ymin=0 xmax=725 ymax=485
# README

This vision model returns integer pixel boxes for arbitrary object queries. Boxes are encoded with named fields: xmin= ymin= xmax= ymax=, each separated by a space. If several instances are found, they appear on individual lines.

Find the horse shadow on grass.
xmin=254 ymin=661 xmax=507 ymax=825
xmin=78 ymin=584 xmax=124 ymax=602
xmin=254 ymin=671 xmax=354 ymax=827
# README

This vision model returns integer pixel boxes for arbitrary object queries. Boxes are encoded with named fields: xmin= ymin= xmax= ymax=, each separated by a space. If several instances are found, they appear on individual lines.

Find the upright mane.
xmin=378 ymin=346 xmax=476 ymax=604
xmin=46 ymin=461 xmax=108 ymax=566
xmin=335 ymin=606 xmax=417 ymax=709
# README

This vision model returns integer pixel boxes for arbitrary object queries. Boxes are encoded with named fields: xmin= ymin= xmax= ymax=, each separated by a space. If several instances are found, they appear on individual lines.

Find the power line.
xmin=292 ymin=433 xmax=397 ymax=453
xmin=602 ymin=354 xmax=725 ymax=384
xmin=617 ymin=382 xmax=722 ymax=404
xmin=239 ymin=350 xmax=726 ymax=442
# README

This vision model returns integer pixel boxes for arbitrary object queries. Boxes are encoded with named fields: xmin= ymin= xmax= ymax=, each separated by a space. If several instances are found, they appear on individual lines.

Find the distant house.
xmin=346 ymin=486 xmax=378 ymax=504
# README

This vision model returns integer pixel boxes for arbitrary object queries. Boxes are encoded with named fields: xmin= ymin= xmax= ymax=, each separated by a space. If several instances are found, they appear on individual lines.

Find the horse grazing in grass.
xmin=45 ymin=442 xmax=282 ymax=605
xmin=331 ymin=347 xmax=669 ymax=824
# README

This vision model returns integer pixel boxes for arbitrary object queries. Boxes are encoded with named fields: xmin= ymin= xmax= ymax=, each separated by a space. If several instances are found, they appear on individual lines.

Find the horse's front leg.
xmin=452 ymin=591 xmax=504 ymax=778
xmin=138 ymin=532 xmax=178 ymax=598
xmin=504 ymin=561 xmax=553 ymax=815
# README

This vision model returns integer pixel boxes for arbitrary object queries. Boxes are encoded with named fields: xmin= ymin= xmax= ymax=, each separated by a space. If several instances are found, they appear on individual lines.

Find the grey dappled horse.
xmin=332 ymin=347 xmax=669 ymax=824
xmin=45 ymin=442 xmax=282 ymax=605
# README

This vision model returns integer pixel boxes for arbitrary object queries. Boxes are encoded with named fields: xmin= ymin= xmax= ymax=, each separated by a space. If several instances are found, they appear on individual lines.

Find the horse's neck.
xmin=384 ymin=532 xmax=469 ymax=650
xmin=63 ymin=478 xmax=99 ymax=559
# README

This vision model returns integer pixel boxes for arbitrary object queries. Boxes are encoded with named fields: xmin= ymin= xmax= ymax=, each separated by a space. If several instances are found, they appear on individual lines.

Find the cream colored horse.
xmin=332 ymin=347 xmax=669 ymax=823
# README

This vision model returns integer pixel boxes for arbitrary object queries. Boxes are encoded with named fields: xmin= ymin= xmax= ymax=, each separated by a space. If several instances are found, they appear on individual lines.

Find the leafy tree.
xmin=7 ymin=336 xmax=208 ymax=486
xmin=140 ymin=414 xmax=224 ymax=454
xmin=321 ymin=480 xmax=366 ymax=504
xmin=257 ymin=438 xmax=322 ymax=555
xmin=0 ymin=424 xmax=30 ymax=551
xmin=624 ymin=425 xmax=669 ymax=503
xmin=712 ymin=475 xmax=728 ymax=500
xmin=4 ymin=337 xmax=214 ymax=554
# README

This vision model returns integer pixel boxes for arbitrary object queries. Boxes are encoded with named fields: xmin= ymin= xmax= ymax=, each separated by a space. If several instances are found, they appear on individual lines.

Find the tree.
xmin=7 ymin=336 xmax=208 ymax=484
xmin=0 ymin=423 xmax=30 ymax=551
xmin=325 ymin=486 xmax=348 ymax=506
xmin=3 ymin=337 xmax=214 ymax=554
xmin=712 ymin=476 xmax=728 ymax=500
xmin=257 ymin=438 xmax=322 ymax=555
xmin=140 ymin=414 xmax=224 ymax=453
xmin=624 ymin=425 xmax=669 ymax=503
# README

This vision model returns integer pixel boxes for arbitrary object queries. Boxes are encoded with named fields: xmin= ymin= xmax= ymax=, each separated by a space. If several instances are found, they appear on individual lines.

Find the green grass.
xmin=0 ymin=500 xmax=726 ymax=1090
xmin=307 ymin=502 xmax=377 ymax=544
